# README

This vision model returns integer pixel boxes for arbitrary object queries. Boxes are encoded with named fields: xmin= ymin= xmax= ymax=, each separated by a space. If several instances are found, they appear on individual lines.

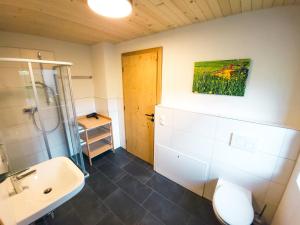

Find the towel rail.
xmin=72 ymin=76 xmax=92 ymax=79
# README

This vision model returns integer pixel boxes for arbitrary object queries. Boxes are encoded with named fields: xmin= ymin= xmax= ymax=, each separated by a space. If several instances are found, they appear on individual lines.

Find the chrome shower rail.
xmin=0 ymin=57 xmax=72 ymax=65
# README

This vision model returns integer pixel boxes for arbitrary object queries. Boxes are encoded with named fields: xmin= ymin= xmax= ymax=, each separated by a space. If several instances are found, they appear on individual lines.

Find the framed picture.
xmin=192 ymin=59 xmax=251 ymax=96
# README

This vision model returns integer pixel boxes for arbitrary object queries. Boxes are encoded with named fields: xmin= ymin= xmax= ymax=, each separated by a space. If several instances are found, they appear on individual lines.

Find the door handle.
xmin=145 ymin=113 xmax=154 ymax=122
xmin=145 ymin=113 xmax=154 ymax=117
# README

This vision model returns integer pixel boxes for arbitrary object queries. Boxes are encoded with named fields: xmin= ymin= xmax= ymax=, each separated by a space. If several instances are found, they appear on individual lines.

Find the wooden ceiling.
xmin=0 ymin=0 xmax=299 ymax=45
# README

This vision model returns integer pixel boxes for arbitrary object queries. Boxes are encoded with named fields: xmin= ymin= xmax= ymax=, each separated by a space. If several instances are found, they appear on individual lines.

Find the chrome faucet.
xmin=10 ymin=169 xmax=36 ymax=194
xmin=0 ymin=143 xmax=37 ymax=195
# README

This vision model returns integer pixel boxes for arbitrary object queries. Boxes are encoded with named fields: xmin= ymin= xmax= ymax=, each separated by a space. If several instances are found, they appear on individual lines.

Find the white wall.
xmin=155 ymin=105 xmax=300 ymax=224
xmin=0 ymin=31 xmax=96 ymax=115
xmin=97 ymin=6 xmax=300 ymax=224
xmin=88 ymin=5 xmax=300 ymax=154
xmin=112 ymin=6 xmax=300 ymax=150
xmin=272 ymin=152 xmax=300 ymax=225
xmin=91 ymin=43 xmax=123 ymax=148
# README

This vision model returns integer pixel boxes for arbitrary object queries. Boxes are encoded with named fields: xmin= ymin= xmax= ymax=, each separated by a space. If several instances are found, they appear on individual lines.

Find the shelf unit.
xmin=77 ymin=114 xmax=114 ymax=166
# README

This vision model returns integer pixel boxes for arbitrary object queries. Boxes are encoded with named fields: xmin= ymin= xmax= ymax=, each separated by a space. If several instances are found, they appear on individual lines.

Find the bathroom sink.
xmin=8 ymin=157 xmax=85 ymax=225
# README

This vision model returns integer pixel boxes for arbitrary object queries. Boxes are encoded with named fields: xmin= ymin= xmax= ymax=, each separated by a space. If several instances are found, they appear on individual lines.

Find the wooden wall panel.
xmin=230 ymin=0 xmax=242 ymax=14
xmin=0 ymin=0 xmax=298 ymax=44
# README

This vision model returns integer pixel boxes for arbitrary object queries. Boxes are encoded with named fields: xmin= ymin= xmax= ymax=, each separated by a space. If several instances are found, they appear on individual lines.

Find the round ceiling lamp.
xmin=87 ymin=0 xmax=133 ymax=18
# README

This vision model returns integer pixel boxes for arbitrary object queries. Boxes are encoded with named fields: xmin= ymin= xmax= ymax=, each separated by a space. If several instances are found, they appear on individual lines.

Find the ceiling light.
xmin=87 ymin=0 xmax=132 ymax=18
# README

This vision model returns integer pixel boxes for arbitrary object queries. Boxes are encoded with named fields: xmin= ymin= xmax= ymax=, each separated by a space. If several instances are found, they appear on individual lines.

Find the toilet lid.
xmin=213 ymin=185 xmax=254 ymax=225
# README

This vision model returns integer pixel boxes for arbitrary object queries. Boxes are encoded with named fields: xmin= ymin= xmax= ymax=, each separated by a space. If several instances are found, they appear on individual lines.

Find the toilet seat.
xmin=213 ymin=181 xmax=254 ymax=225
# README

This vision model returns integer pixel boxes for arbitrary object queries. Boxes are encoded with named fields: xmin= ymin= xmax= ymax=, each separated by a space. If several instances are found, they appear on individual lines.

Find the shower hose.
xmin=30 ymin=82 xmax=61 ymax=133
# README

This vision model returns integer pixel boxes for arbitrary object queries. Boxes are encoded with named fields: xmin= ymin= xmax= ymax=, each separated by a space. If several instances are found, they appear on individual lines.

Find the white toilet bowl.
xmin=212 ymin=179 xmax=254 ymax=225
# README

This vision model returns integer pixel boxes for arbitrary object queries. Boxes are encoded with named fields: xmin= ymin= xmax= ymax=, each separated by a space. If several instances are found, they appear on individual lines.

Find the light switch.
xmin=159 ymin=115 xmax=165 ymax=126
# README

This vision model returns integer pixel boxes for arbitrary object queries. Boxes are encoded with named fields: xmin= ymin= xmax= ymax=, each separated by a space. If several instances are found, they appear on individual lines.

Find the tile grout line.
xmin=95 ymin=159 xmax=153 ymax=224
xmin=99 ymin=152 xmax=192 ymax=224
xmin=95 ymin=158 xmax=130 ymax=183
xmin=86 ymin=149 xmax=218 ymax=225
xmin=104 ymin=209 xmax=127 ymax=225
xmin=100 ymin=161 xmax=167 ymax=225
xmin=85 ymin=170 xmax=121 ymax=203
xmin=38 ymin=148 xmax=218 ymax=225
xmin=148 ymin=189 xmax=194 ymax=221
xmin=88 ymin=186 xmax=128 ymax=225
xmin=140 ymin=189 xmax=154 ymax=205
xmin=102 ymin=170 xmax=127 ymax=184
xmin=104 ymin=188 xmax=150 ymax=225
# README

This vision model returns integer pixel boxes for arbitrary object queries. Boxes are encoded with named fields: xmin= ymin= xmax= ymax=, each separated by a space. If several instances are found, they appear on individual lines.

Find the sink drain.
xmin=43 ymin=188 xmax=52 ymax=194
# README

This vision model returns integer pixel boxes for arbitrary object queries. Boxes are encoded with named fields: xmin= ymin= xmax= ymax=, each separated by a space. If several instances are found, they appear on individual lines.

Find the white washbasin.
xmin=8 ymin=157 xmax=85 ymax=225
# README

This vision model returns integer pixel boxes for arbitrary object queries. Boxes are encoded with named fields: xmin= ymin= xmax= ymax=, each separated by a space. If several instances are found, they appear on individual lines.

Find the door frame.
xmin=121 ymin=47 xmax=163 ymax=156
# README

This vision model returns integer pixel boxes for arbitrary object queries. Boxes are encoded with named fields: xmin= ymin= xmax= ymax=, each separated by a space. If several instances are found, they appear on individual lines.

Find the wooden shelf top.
xmin=77 ymin=114 xmax=111 ymax=130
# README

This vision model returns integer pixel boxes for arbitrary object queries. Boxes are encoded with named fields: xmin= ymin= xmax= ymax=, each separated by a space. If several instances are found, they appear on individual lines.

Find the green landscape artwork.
xmin=192 ymin=59 xmax=251 ymax=96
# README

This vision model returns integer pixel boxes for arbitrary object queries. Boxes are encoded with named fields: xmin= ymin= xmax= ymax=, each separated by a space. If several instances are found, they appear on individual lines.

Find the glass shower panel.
xmin=0 ymin=61 xmax=48 ymax=172
xmin=54 ymin=65 xmax=86 ymax=172
xmin=29 ymin=62 xmax=68 ymax=159
xmin=30 ymin=62 xmax=86 ymax=173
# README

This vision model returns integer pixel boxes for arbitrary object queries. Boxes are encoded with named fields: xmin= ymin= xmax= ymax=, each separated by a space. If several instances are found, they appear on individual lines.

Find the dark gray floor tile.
xmin=70 ymin=185 xmax=95 ymax=206
xmin=53 ymin=200 xmax=74 ymax=221
xmin=105 ymin=189 xmax=147 ymax=225
xmin=97 ymin=161 xmax=127 ymax=182
xmin=70 ymin=185 xmax=109 ymax=225
xmin=138 ymin=213 xmax=165 ymax=225
xmin=133 ymin=156 xmax=153 ymax=171
xmin=52 ymin=208 xmax=84 ymax=225
xmin=187 ymin=216 xmax=221 ymax=225
xmin=34 ymin=216 xmax=54 ymax=225
xmin=87 ymin=171 xmax=118 ymax=200
xmin=123 ymin=161 xmax=154 ymax=183
xmin=84 ymin=158 xmax=99 ymax=175
xmin=146 ymin=173 xmax=185 ymax=203
xmin=75 ymin=200 xmax=109 ymax=225
xmin=105 ymin=148 xmax=134 ymax=168
xmin=35 ymin=201 xmax=76 ymax=225
xmin=96 ymin=212 xmax=124 ymax=225
xmin=143 ymin=192 xmax=190 ymax=225
xmin=178 ymin=190 xmax=220 ymax=224
xmin=92 ymin=156 xmax=110 ymax=167
xmin=84 ymin=151 xmax=113 ymax=173
xmin=34 ymin=148 xmax=219 ymax=225
xmin=117 ymin=174 xmax=152 ymax=203
xmin=115 ymin=147 xmax=135 ymax=159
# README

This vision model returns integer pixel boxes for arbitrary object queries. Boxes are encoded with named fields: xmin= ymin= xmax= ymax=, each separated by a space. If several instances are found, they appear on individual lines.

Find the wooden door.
xmin=122 ymin=48 xmax=162 ymax=164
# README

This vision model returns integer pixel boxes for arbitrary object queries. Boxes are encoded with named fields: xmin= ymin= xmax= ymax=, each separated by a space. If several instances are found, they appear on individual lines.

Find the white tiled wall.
xmin=154 ymin=105 xmax=300 ymax=224
xmin=95 ymin=97 xmax=124 ymax=149
xmin=94 ymin=97 xmax=108 ymax=115
xmin=74 ymin=97 xmax=96 ymax=116
xmin=271 ymin=146 xmax=300 ymax=225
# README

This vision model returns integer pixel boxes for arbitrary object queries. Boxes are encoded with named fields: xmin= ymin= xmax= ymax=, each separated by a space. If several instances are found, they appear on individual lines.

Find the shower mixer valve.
xmin=23 ymin=107 xmax=38 ymax=114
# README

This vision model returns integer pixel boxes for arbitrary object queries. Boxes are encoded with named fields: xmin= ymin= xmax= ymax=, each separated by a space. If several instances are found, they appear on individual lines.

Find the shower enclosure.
xmin=0 ymin=58 xmax=86 ymax=175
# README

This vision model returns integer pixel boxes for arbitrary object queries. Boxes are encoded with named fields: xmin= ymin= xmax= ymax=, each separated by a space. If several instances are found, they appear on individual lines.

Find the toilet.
xmin=212 ymin=179 xmax=254 ymax=225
